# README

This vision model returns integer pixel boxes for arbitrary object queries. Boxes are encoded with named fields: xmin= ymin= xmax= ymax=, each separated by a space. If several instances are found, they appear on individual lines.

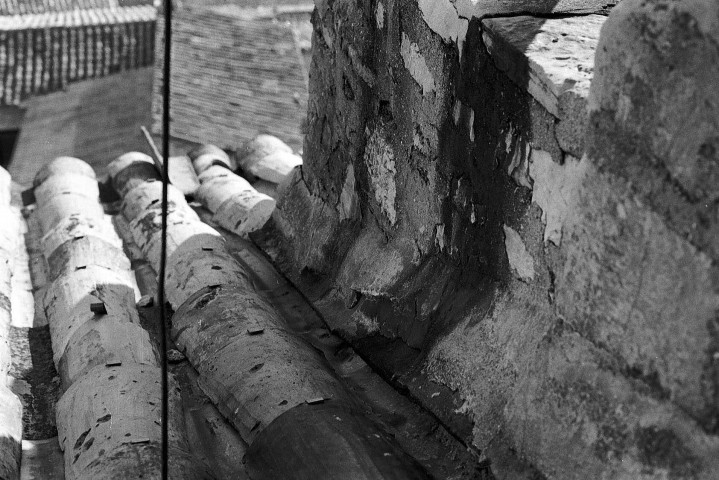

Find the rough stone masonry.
xmin=254 ymin=0 xmax=719 ymax=478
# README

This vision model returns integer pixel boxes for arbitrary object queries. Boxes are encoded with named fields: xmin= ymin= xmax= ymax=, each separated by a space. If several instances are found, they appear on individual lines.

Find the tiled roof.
xmin=152 ymin=6 xmax=310 ymax=152
xmin=0 ymin=0 xmax=153 ymax=16
xmin=0 ymin=4 xmax=156 ymax=104
xmin=0 ymin=5 xmax=155 ymax=29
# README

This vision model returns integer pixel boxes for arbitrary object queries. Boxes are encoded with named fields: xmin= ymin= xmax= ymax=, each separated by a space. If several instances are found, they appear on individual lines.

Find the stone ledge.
xmin=482 ymin=15 xmax=604 ymax=118
xmin=482 ymin=15 xmax=604 ymax=156
xmin=454 ymin=0 xmax=618 ymax=17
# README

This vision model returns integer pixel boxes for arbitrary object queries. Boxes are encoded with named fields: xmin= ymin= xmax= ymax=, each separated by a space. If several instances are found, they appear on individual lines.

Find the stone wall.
xmin=254 ymin=0 xmax=719 ymax=478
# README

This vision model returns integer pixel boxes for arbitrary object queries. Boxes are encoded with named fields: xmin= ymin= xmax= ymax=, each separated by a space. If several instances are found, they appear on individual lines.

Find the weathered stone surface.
xmin=482 ymin=15 xmax=604 ymax=157
xmin=504 ymin=331 xmax=719 ymax=479
xmin=557 ymin=157 xmax=719 ymax=427
xmin=588 ymin=0 xmax=719 ymax=258
xmin=257 ymin=0 xmax=719 ymax=478
xmin=457 ymin=0 xmax=617 ymax=16
xmin=482 ymin=15 xmax=603 ymax=117
xmin=302 ymin=0 xmax=378 ymax=206
xmin=253 ymin=167 xmax=358 ymax=296
xmin=363 ymin=126 xmax=399 ymax=226
xmin=502 ymin=225 xmax=534 ymax=281
xmin=529 ymin=151 xmax=587 ymax=245
xmin=411 ymin=0 xmax=615 ymax=62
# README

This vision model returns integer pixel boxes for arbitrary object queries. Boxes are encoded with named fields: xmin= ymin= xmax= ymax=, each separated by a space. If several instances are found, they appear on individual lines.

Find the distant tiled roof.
xmin=0 ymin=4 xmax=155 ymax=29
xmin=0 ymin=0 xmax=153 ymax=16
xmin=0 ymin=4 xmax=156 ymax=104
xmin=152 ymin=6 xmax=310 ymax=152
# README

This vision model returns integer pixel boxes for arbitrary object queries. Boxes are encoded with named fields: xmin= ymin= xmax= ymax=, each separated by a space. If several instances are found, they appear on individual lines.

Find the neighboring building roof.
xmin=0 ymin=0 xmax=153 ymax=16
xmin=152 ymin=5 xmax=311 ymax=152
xmin=0 ymin=1 xmax=156 ymax=105
xmin=0 ymin=4 xmax=155 ymax=29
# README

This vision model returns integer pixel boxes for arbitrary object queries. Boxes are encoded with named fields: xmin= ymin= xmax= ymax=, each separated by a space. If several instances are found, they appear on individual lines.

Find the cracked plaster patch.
xmin=337 ymin=163 xmax=359 ymax=222
xmin=529 ymin=151 xmax=587 ymax=245
xmin=364 ymin=128 xmax=397 ymax=225
xmin=435 ymin=224 xmax=445 ymax=251
xmin=417 ymin=0 xmax=469 ymax=59
xmin=400 ymin=32 xmax=436 ymax=94
xmin=503 ymin=225 xmax=534 ymax=281
xmin=352 ymin=310 xmax=380 ymax=334
xmin=376 ymin=1 xmax=385 ymax=29
xmin=506 ymin=136 xmax=532 ymax=189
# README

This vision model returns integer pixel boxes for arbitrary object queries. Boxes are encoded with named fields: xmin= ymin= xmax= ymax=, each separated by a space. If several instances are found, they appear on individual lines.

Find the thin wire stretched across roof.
xmin=152 ymin=6 xmax=309 ymax=152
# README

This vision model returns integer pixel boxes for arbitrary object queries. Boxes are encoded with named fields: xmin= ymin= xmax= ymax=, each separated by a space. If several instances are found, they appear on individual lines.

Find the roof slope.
xmin=0 ymin=4 xmax=156 ymax=104
xmin=0 ymin=0 xmax=153 ymax=16
xmin=152 ymin=7 xmax=309 ymax=152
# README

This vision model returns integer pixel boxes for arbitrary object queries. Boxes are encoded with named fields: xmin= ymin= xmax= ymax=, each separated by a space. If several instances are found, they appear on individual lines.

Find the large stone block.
xmin=588 ymin=0 xmax=719 ymax=258
xmin=505 ymin=332 xmax=719 ymax=479
xmin=556 ymin=158 xmax=719 ymax=428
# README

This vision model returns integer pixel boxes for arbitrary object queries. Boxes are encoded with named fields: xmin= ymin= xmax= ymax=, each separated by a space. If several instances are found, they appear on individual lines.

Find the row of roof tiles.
xmin=0 ymin=5 xmax=156 ymax=29
xmin=0 ymin=0 xmax=153 ymax=16
xmin=0 ymin=16 xmax=154 ymax=104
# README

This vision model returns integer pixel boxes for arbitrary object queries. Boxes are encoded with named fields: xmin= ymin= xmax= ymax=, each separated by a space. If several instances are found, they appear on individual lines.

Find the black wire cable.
xmin=159 ymin=0 xmax=172 ymax=478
